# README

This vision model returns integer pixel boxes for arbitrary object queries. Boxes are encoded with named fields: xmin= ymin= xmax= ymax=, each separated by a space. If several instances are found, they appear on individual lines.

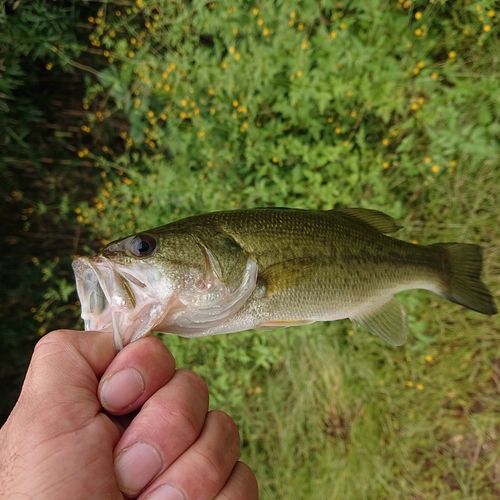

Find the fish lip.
xmin=72 ymin=256 xmax=169 ymax=349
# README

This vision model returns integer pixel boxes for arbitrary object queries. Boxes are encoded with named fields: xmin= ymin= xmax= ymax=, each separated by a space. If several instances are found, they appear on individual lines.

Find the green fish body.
xmin=72 ymin=208 xmax=497 ymax=350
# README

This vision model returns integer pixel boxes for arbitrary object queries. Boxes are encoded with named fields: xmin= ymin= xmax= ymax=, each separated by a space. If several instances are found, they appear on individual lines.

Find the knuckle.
xmin=210 ymin=410 xmax=241 ymax=448
xmin=176 ymin=369 xmax=209 ymax=396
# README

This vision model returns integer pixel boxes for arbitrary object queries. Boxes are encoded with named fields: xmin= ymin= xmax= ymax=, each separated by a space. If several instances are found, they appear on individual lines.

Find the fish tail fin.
xmin=431 ymin=243 xmax=497 ymax=315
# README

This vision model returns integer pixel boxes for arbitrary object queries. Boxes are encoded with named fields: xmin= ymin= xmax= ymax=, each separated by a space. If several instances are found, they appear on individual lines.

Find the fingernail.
xmin=115 ymin=442 xmax=163 ymax=494
xmin=100 ymin=367 xmax=145 ymax=412
xmin=146 ymin=485 xmax=185 ymax=500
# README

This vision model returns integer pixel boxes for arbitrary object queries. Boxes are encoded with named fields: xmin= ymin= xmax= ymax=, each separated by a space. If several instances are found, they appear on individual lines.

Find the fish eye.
xmin=129 ymin=235 xmax=157 ymax=257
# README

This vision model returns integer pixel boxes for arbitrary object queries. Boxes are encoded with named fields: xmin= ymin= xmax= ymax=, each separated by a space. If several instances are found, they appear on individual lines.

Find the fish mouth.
xmin=72 ymin=256 xmax=165 ymax=351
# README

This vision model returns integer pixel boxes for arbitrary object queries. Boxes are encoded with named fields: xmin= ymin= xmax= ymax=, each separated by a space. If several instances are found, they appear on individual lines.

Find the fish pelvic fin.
xmin=431 ymin=243 xmax=497 ymax=315
xmin=351 ymin=298 xmax=408 ymax=346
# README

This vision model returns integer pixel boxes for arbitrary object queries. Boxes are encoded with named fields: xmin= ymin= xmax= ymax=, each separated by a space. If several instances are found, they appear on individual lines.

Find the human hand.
xmin=0 ymin=330 xmax=258 ymax=500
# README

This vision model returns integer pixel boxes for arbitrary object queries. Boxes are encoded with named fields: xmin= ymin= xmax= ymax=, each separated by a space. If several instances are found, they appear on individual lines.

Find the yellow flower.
xmin=272 ymin=157 xmax=278 ymax=163
xmin=431 ymin=72 xmax=439 ymax=80
xmin=252 ymin=8 xmax=259 ymax=15
xmin=411 ymin=103 xmax=419 ymax=111
xmin=406 ymin=381 xmax=414 ymax=388
xmin=414 ymin=11 xmax=422 ymax=20
xmin=298 ymin=23 xmax=304 ymax=30
xmin=210 ymin=108 xmax=216 ymax=115
xmin=417 ymin=383 xmax=424 ymax=391
xmin=347 ymin=90 xmax=353 ymax=96
xmin=431 ymin=164 xmax=440 ymax=173
xmin=382 ymin=138 xmax=390 ymax=146
xmin=233 ymin=27 xmax=238 ymax=34
xmin=414 ymin=28 xmax=423 ymax=36
xmin=330 ymin=31 xmax=338 ymax=38
xmin=46 ymin=63 xmax=52 ymax=70
xmin=484 ymin=25 xmax=491 ymax=32
xmin=343 ymin=140 xmax=350 ymax=147
xmin=232 ymin=100 xmax=239 ymax=107
xmin=128 ymin=51 xmax=135 ymax=58
xmin=235 ymin=53 xmax=241 ymax=61
xmin=418 ymin=61 xmax=425 ymax=68
xmin=198 ymin=130 xmax=205 ymax=138
xmin=301 ymin=41 xmax=308 ymax=50
xmin=350 ymin=111 xmax=357 ymax=118
xmin=488 ymin=9 xmax=495 ymax=17
xmin=335 ymin=126 xmax=341 ymax=134
xmin=257 ymin=18 xmax=264 ymax=26
xmin=448 ymin=50 xmax=457 ymax=59
xmin=449 ymin=160 xmax=457 ymax=167
xmin=263 ymin=28 xmax=270 ymax=36
xmin=424 ymin=156 xmax=432 ymax=163
xmin=339 ymin=22 xmax=346 ymax=30
xmin=296 ymin=70 xmax=303 ymax=77
xmin=425 ymin=354 xmax=433 ymax=362
xmin=229 ymin=46 xmax=236 ymax=54
xmin=413 ymin=68 xmax=420 ymax=75
xmin=382 ymin=161 xmax=390 ymax=169
xmin=290 ymin=11 xmax=296 ymax=19
xmin=221 ymin=60 xmax=228 ymax=69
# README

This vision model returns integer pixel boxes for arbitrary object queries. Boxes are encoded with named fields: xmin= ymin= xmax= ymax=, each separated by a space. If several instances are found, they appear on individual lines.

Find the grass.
xmin=8 ymin=0 xmax=500 ymax=497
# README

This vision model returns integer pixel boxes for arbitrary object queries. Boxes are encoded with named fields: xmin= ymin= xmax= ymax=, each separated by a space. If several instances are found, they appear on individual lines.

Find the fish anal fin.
xmin=351 ymin=298 xmax=408 ymax=346
xmin=334 ymin=208 xmax=402 ymax=234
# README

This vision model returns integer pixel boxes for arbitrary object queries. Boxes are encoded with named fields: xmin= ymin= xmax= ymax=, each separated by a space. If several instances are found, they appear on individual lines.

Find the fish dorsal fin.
xmin=350 ymin=298 xmax=408 ymax=346
xmin=333 ymin=208 xmax=402 ymax=234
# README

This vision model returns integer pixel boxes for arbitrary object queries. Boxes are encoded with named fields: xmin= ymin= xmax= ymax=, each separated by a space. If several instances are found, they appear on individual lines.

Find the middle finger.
xmin=114 ymin=369 xmax=209 ymax=497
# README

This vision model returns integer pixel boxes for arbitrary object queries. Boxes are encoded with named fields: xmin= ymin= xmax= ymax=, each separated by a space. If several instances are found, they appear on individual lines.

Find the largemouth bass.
xmin=72 ymin=208 xmax=497 ymax=351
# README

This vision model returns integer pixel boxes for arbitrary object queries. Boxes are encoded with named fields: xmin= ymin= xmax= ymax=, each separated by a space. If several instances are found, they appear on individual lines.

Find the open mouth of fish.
xmin=72 ymin=256 xmax=166 ymax=351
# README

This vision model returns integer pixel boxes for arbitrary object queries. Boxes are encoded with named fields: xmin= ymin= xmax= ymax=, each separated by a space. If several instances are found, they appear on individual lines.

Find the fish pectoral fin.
xmin=350 ymin=298 xmax=408 ymax=346
xmin=333 ymin=208 xmax=402 ymax=234
xmin=260 ymin=257 xmax=320 ymax=296
xmin=257 ymin=319 xmax=315 ymax=330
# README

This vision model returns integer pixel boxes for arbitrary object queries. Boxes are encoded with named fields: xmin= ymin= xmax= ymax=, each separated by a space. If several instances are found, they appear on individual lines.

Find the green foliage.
xmin=20 ymin=0 xmax=500 ymax=497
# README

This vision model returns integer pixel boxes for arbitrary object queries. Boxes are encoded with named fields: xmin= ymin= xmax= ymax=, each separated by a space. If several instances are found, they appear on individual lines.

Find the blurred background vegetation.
xmin=1 ymin=0 xmax=499 ymax=498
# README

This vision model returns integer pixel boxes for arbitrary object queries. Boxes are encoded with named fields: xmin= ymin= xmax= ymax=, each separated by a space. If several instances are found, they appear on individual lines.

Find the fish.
xmin=72 ymin=207 xmax=497 ymax=351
